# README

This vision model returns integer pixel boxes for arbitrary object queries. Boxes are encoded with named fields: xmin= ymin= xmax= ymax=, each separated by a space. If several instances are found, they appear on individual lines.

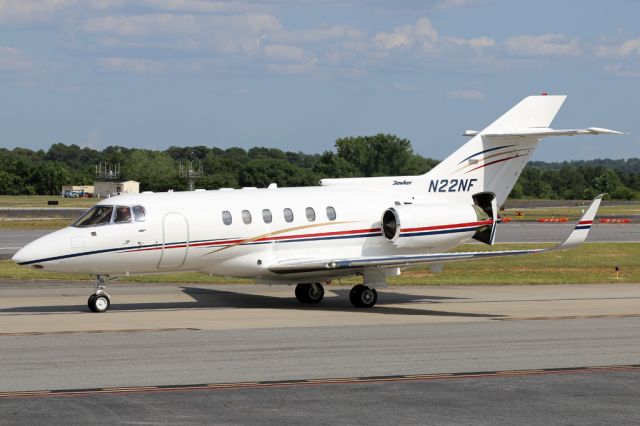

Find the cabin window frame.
xmin=262 ymin=209 xmax=273 ymax=224
xmin=305 ymin=207 xmax=316 ymax=222
xmin=283 ymin=208 xmax=294 ymax=223
xmin=242 ymin=210 xmax=252 ymax=225
xmin=222 ymin=210 xmax=232 ymax=225
xmin=326 ymin=206 xmax=337 ymax=221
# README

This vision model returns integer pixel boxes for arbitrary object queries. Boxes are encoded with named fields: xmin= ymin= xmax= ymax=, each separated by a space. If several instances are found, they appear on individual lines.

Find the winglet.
xmin=555 ymin=194 xmax=603 ymax=250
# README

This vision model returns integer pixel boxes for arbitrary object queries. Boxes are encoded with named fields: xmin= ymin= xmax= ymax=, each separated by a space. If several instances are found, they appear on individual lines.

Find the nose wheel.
xmin=88 ymin=275 xmax=112 ymax=313
xmin=88 ymin=292 xmax=111 ymax=313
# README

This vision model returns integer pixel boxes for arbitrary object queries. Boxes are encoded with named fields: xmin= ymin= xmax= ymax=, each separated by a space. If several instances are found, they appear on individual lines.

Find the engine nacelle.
xmin=380 ymin=202 xmax=493 ymax=249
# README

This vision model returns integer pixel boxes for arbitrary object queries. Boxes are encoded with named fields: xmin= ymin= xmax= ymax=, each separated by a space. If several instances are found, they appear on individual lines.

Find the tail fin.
xmin=424 ymin=95 xmax=566 ymax=206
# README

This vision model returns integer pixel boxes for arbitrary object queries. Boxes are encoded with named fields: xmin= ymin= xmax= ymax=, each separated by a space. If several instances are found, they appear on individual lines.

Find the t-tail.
xmin=422 ymin=95 xmax=622 ymax=206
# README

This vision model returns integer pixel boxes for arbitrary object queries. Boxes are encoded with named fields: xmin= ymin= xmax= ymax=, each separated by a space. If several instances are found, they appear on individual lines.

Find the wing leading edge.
xmin=268 ymin=195 xmax=603 ymax=275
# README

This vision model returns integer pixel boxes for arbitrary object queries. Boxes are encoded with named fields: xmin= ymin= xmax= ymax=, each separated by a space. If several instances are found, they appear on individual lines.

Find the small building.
xmin=61 ymin=185 xmax=94 ymax=197
xmin=94 ymin=180 xmax=140 ymax=198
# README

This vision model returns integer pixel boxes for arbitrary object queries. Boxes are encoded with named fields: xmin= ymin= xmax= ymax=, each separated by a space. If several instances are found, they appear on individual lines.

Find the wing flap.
xmin=268 ymin=195 xmax=603 ymax=275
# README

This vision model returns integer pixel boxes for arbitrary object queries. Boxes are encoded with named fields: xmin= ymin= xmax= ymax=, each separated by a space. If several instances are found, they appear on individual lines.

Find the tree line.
xmin=0 ymin=135 xmax=638 ymax=200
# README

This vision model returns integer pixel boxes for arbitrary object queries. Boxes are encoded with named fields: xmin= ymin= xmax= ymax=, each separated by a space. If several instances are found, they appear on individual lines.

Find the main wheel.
xmin=295 ymin=283 xmax=324 ymax=304
xmin=349 ymin=285 xmax=377 ymax=308
xmin=89 ymin=293 xmax=111 ymax=313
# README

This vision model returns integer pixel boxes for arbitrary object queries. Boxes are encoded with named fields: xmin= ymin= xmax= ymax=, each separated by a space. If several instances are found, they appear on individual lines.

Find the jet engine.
xmin=380 ymin=192 xmax=497 ymax=249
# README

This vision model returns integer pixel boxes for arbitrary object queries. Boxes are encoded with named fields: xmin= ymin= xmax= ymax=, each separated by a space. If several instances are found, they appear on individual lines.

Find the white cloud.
xmin=0 ymin=46 xmax=31 ymax=72
xmin=83 ymin=14 xmax=201 ymax=37
xmin=140 ymin=0 xmax=252 ymax=13
xmin=604 ymin=63 xmax=640 ymax=78
xmin=372 ymin=17 xmax=438 ymax=52
xmin=446 ymin=89 xmax=486 ymax=101
xmin=392 ymin=81 xmax=413 ymax=92
xmin=437 ymin=0 xmax=478 ymax=9
xmin=595 ymin=39 xmax=640 ymax=58
xmin=445 ymin=36 xmax=496 ymax=51
xmin=99 ymin=57 xmax=166 ymax=73
xmin=267 ymin=58 xmax=319 ymax=75
xmin=262 ymin=44 xmax=306 ymax=62
xmin=0 ymin=0 xmax=75 ymax=22
xmin=504 ymin=34 xmax=581 ymax=57
xmin=273 ymin=25 xmax=365 ymax=44
xmin=84 ymin=13 xmax=281 ymax=55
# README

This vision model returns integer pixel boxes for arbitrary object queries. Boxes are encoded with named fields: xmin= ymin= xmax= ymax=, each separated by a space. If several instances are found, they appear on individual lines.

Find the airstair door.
xmin=158 ymin=212 xmax=189 ymax=269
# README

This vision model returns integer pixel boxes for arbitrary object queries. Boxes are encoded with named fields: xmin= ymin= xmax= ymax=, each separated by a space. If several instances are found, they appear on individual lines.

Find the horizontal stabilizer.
xmin=483 ymin=127 xmax=624 ymax=139
xmin=268 ymin=195 xmax=604 ymax=274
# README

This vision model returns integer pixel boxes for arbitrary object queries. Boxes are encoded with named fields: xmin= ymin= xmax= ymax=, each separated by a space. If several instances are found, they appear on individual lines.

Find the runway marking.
xmin=2 ymin=364 xmax=640 ymax=400
xmin=497 ymin=313 xmax=640 ymax=321
xmin=0 ymin=327 xmax=201 ymax=336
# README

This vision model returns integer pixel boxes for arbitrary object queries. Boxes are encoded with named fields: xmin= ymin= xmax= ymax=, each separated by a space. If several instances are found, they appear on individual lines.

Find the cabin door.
xmin=158 ymin=212 xmax=189 ymax=269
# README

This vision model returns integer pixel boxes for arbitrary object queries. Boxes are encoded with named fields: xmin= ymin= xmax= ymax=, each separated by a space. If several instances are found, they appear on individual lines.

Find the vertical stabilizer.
xmin=423 ymin=95 xmax=566 ymax=206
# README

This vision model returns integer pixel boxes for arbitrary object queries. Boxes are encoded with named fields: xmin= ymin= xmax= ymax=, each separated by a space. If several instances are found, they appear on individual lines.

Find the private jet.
xmin=12 ymin=94 xmax=620 ymax=312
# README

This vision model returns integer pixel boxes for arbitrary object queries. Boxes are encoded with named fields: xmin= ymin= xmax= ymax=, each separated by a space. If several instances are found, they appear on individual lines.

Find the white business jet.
xmin=12 ymin=95 xmax=621 ymax=312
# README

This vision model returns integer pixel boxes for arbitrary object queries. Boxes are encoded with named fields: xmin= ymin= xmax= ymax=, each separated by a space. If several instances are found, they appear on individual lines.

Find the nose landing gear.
xmin=88 ymin=275 xmax=112 ymax=313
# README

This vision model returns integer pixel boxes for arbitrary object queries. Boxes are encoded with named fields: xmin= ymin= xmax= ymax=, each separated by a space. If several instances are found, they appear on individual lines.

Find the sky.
xmin=1 ymin=0 xmax=640 ymax=161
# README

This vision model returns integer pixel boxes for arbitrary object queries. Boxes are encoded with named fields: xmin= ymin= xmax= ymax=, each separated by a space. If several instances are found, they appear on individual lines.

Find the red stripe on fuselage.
xmin=402 ymin=219 xmax=492 ymax=233
xmin=119 ymin=221 xmax=489 ymax=254
xmin=465 ymin=155 xmax=518 ymax=174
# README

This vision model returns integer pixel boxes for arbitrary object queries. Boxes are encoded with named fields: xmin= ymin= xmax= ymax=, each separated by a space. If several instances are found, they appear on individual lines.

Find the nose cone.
xmin=12 ymin=239 xmax=45 ymax=265
xmin=12 ymin=228 xmax=69 ymax=266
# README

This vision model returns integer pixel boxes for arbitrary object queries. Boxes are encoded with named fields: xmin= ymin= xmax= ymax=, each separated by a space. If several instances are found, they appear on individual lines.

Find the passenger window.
xmin=222 ymin=210 xmax=232 ymax=225
xmin=132 ymin=206 xmax=146 ymax=222
xmin=326 ymin=206 xmax=337 ymax=221
xmin=283 ymin=208 xmax=294 ymax=223
xmin=242 ymin=210 xmax=252 ymax=224
xmin=114 ymin=206 xmax=132 ymax=223
xmin=305 ymin=207 xmax=316 ymax=222
xmin=262 ymin=209 xmax=272 ymax=224
xmin=72 ymin=205 xmax=114 ymax=227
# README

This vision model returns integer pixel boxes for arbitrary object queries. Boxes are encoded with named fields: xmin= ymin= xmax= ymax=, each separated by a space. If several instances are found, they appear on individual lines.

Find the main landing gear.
xmin=88 ymin=275 xmax=111 ymax=313
xmin=295 ymin=283 xmax=325 ymax=304
xmin=349 ymin=284 xmax=377 ymax=308
xmin=294 ymin=282 xmax=378 ymax=308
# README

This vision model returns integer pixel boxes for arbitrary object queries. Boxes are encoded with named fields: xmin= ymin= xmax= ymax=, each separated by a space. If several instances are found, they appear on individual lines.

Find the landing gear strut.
xmin=88 ymin=275 xmax=111 ymax=313
xmin=295 ymin=283 xmax=324 ymax=304
xmin=349 ymin=284 xmax=377 ymax=308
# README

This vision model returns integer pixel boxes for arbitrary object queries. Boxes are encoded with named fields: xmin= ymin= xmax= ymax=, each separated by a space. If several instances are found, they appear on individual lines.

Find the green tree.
xmin=335 ymin=134 xmax=415 ymax=176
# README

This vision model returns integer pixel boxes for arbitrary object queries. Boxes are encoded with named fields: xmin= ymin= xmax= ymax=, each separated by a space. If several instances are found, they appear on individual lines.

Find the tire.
xmin=87 ymin=294 xmax=97 ymax=312
xmin=295 ymin=284 xmax=310 ymax=303
xmin=90 ymin=293 xmax=111 ymax=313
xmin=295 ymin=283 xmax=324 ymax=304
xmin=350 ymin=285 xmax=377 ymax=308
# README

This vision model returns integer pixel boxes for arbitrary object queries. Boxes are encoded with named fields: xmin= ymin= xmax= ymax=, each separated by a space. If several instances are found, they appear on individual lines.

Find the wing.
xmin=268 ymin=195 xmax=603 ymax=275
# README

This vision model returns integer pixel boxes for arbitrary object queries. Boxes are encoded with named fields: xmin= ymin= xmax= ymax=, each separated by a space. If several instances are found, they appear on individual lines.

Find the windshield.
xmin=73 ymin=206 xmax=114 ymax=227
xmin=72 ymin=205 xmax=147 ymax=227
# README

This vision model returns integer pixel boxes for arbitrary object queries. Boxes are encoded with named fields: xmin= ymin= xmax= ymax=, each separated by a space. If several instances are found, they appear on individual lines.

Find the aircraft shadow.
xmin=0 ymin=286 xmax=502 ymax=318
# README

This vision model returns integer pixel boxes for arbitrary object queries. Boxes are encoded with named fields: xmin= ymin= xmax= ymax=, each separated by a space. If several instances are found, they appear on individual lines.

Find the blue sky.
xmin=1 ymin=0 xmax=639 ymax=161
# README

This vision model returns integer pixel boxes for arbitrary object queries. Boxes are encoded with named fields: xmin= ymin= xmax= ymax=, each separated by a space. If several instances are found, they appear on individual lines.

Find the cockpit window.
xmin=114 ymin=206 xmax=132 ymax=223
xmin=73 ymin=206 xmax=114 ymax=227
xmin=132 ymin=206 xmax=146 ymax=222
